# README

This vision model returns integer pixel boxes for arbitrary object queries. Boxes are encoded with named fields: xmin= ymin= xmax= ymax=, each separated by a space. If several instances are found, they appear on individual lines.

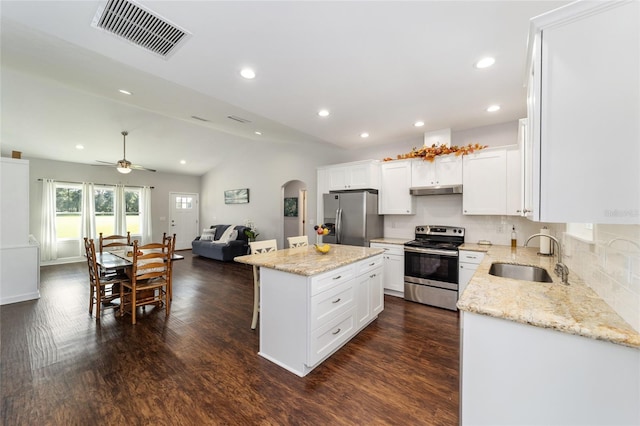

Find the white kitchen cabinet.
xmin=324 ymin=160 xmax=380 ymax=191
xmin=355 ymin=258 xmax=384 ymax=329
xmin=458 ymin=250 xmax=485 ymax=296
xmin=461 ymin=311 xmax=639 ymax=425
xmin=379 ymin=160 xmax=415 ymax=215
xmin=462 ymin=148 xmax=507 ymax=215
xmin=411 ymin=154 xmax=462 ymax=187
xmin=526 ymin=0 xmax=639 ymax=224
xmin=370 ymin=242 xmax=404 ymax=297
xmin=506 ymin=144 xmax=522 ymax=217
xmin=259 ymin=254 xmax=384 ymax=377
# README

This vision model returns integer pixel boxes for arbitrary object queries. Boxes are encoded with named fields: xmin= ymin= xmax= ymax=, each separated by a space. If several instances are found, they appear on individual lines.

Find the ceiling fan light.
xmin=117 ymin=166 xmax=132 ymax=174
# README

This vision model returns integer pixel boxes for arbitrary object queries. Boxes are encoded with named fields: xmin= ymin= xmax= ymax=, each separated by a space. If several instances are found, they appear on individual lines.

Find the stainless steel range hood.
xmin=410 ymin=185 xmax=463 ymax=196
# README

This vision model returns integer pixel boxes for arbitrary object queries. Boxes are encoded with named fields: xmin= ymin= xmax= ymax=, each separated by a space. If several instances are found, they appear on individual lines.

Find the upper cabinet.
xmin=379 ymin=160 xmax=415 ymax=215
xmin=463 ymin=148 xmax=507 ymax=215
xmin=526 ymin=1 xmax=639 ymax=224
xmin=411 ymin=154 xmax=462 ymax=187
xmin=324 ymin=160 xmax=380 ymax=191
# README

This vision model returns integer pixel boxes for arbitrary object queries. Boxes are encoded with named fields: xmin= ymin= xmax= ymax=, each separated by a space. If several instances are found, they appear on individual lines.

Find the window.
xmin=175 ymin=196 xmax=193 ymax=209
xmin=95 ymin=187 xmax=114 ymax=236
xmin=55 ymin=183 xmax=82 ymax=239
xmin=125 ymin=188 xmax=140 ymax=234
xmin=94 ymin=187 xmax=141 ymax=235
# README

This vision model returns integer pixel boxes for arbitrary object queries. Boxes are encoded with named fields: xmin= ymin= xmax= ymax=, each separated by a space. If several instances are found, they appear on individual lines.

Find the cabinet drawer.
xmin=310 ymin=280 xmax=355 ymax=330
xmin=311 ymin=264 xmax=355 ymax=296
xmin=371 ymin=243 xmax=404 ymax=256
xmin=357 ymin=255 xmax=383 ymax=276
xmin=459 ymin=251 xmax=485 ymax=265
xmin=308 ymin=308 xmax=355 ymax=367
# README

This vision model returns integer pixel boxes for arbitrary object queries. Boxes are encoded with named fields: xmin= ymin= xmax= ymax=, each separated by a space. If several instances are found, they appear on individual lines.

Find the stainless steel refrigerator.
xmin=323 ymin=190 xmax=384 ymax=247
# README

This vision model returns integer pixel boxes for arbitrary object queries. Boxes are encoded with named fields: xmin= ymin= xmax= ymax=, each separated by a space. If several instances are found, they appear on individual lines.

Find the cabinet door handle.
xmin=332 ymin=298 xmax=341 ymax=304
xmin=332 ymin=328 xmax=341 ymax=335
xmin=333 ymin=275 xmax=342 ymax=280
xmin=370 ymin=274 xmax=376 ymax=278
xmin=369 ymin=262 xmax=375 ymax=266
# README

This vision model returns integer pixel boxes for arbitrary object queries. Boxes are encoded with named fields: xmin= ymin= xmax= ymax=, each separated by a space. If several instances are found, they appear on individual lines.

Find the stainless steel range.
xmin=404 ymin=225 xmax=465 ymax=310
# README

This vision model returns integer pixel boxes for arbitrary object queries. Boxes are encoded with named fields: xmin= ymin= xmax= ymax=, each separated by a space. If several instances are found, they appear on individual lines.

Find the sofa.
xmin=191 ymin=225 xmax=250 ymax=261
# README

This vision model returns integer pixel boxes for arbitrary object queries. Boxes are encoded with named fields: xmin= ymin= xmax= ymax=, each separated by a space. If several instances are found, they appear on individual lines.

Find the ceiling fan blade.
xmin=130 ymin=164 xmax=156 ymax=172
xmin=95 ymin=160 xmax=117 ymax=166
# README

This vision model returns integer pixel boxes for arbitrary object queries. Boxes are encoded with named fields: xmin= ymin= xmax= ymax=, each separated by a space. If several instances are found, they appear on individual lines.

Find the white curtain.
xmin=80 ymin=182 xmax=96 ymax=241
xmin=140 ymin=186 xmax=153 ymax=244
xmin=114 ymin=184 xmax=127 ymax=235
xmin=40 ymin=179 xmax=57 ymax=261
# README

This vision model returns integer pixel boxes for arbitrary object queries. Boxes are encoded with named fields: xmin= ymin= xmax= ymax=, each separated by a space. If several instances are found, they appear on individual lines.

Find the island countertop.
xmin=457 ymin=245 xmax=640 ymax=349
xmin=234 ymin=244 xmax=384 ymax=276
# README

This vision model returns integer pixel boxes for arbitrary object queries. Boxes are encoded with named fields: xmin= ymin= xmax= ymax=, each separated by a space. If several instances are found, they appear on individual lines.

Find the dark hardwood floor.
xmin=1 ymin=252 xmax=460 ymax=425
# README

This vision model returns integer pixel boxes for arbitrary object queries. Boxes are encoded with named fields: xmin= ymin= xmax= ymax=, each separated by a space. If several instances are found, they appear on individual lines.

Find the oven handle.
xmin=404 ymin=247 xmax=459 ymax=257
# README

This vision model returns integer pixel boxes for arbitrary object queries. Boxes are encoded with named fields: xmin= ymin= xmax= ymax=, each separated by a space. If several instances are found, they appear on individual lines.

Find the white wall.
xmin=28 ymin=158 xmax=200 ymax=250
xmin=199 ymin=139 xmax=346 ymax=249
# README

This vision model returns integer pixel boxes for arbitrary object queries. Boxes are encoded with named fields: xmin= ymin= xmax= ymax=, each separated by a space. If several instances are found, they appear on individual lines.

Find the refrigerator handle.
xmin=336 ymin=208 xmax=342 ymax=244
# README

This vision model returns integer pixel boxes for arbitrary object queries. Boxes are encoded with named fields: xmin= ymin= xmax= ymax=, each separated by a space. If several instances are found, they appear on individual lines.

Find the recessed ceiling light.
xmin=240 ymin=68 xmax=256 ymax=79
xmin=475 ymin=57 xmax=496 ymax=69
xmin=118 ymin=89 xmax=132 ymax=95
xmin=254 ymin=131 xmax=262 ymax=136
xmin=360 ymin=132 xmax=369 ymax=138
xmin=75 ymin=144 xmax=84 ymax=150
xmin=318 ymin=109 xmax=330 ymax=117
xmin=487 ymin=105 xmax=501 ymax=112
xmin=180 ymin=160 xmax=186 ymax=165
xmin=414 ymin=121 xmax=425 ymax=127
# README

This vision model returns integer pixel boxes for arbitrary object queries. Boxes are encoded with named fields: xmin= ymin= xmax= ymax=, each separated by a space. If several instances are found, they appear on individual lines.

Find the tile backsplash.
xmin=562 ymin=224 xmax=640 ymax=332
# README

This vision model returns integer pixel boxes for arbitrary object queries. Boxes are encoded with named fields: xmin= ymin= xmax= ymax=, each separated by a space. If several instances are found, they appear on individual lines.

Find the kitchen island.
xmin=457 ymin=244 xmax=640 ymax=425
xmin=235 ymin=244 xmax=384 ymax=377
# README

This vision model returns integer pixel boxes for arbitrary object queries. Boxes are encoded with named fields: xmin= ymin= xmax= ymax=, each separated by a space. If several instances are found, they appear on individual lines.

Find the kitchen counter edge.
xmin=235 ymin=245 xmax=384 ymax=276
xmin=457 ymin=245 xmax=640 ymax=349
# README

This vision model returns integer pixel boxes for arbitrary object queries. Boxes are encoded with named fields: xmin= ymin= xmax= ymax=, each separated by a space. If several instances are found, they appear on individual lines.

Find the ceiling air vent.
xmin=227 ymin=115 xmax=251 ymax=124
xmin=91 ymin=0 xmax=191 ymax=59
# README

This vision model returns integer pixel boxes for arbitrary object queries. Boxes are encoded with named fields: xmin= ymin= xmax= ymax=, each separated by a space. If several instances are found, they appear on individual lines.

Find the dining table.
xmin=95 ymin=249 xmax=184 ymax=302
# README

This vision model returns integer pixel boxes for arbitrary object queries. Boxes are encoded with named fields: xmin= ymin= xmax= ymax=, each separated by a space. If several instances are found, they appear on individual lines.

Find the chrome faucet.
xmin=524 ymin=233 xmax=569 ymax=285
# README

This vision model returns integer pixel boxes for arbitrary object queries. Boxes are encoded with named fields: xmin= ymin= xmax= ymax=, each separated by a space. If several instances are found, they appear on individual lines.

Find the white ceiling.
xmin=0 ymin=0 xmax=570 ymax=176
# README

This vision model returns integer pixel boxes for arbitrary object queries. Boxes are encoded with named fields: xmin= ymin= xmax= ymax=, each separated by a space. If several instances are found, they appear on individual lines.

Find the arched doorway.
xmin=281 ymin=180 xmax=307 ymax=248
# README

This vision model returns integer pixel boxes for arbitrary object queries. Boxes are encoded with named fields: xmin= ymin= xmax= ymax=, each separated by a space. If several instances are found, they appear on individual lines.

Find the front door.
xmin=169 ymin=192 xmax=199 ymax=250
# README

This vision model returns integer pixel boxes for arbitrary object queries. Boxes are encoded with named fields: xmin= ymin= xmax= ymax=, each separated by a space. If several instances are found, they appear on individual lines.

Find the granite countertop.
xmin=457 ymin=245 xmax=640 ymax=349
xmin=234 ymin=244 xmax=384 ymax=276
xmin=370 ymin=238 xmax=411 ymax=245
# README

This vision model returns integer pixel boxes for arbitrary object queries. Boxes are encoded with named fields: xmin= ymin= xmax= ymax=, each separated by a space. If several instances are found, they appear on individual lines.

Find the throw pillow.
xmin=200 ymin=228 xmax=216 ymax=241
xmin=216 ymin=225 xmax=237 ymax=244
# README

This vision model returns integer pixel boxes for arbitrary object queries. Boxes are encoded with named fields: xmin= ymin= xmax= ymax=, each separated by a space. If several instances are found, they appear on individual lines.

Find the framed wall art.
xmin=224 ymin=188 xmax=249 ymax=204
xmin=284 ymin=197 xmax=298 ymax=217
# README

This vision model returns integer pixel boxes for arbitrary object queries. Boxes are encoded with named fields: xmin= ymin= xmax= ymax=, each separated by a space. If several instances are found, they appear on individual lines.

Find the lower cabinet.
xmin=371 ymin=242 xmax=404 ymax=297
xmin=458 ymin=250 xmax=485 ymax=296
xmin=259 ymin=254 xmax=384 ymax=377
xmin=461 ymin=312 xmax=640 ymax=425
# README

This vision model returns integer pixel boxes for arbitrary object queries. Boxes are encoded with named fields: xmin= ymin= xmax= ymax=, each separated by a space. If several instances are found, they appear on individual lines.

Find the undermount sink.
xmin=489 ymin=262 xmax=553 ymax=283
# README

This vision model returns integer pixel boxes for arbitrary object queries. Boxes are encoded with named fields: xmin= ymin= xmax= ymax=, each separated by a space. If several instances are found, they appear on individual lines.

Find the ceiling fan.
xmin=96 ymin=131 xmax=156 ymax=173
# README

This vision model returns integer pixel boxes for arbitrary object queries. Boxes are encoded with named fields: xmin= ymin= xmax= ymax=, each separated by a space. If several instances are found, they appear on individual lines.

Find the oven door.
xmin=404 ymin=247 xmax=459 ymax=287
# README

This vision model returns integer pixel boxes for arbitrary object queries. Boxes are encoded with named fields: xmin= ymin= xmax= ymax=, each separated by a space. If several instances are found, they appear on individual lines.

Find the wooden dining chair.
xmin=248 ymin=239 xmax=278 ymax=330
xmin=162 ymin=232 xmax=176 ymax=300
xmin=287 ymin=235 xmax=308 ymax=248
xmin=119 ymin=238 xmax=172 ymax=325
xmin=99 ymin=232 xmax=131 ymax=253
xmin=84 ymin=237 xmax=129 ymax=319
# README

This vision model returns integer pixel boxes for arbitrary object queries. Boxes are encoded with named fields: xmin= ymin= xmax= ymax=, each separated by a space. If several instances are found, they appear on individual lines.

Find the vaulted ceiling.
xmin=0 ymin=1 xmax=570 ymax=175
